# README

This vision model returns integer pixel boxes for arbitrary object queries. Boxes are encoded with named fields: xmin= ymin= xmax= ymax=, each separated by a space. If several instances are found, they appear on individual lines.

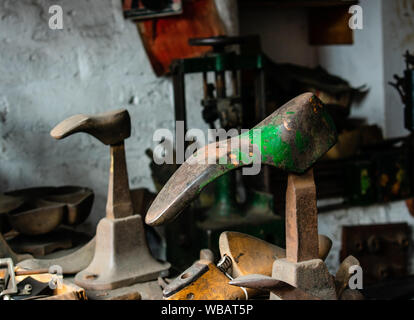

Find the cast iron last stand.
xmin=50 ymin=109 xmax=170 ymax=291
xmin=146 ymin=93 xmax=363 ymax=300
xmin=145 ymin=93 xmax=337 ymax=227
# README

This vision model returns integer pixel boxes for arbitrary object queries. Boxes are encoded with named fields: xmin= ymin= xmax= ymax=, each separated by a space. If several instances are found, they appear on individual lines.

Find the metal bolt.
xmin=217 ymin=255 xmax=232 ymax=274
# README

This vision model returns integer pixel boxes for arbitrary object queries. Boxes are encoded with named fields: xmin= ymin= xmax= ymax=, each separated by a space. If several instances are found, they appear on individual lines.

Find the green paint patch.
xmin=248 ymin=125 xmax=296 ymax=171
xmin=196 ymin=103 xmax=338 ymax=193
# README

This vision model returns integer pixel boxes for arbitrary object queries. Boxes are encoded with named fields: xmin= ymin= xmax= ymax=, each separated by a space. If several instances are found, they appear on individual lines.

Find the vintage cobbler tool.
xmin=219 ymin=232 xmax=332 ymax=279
xmin=229 ymin=258 xmax=364 ymax=300
xmin=229 ymin=274 xmax=321 ymax=300
xmin=230 ymin=170 xmax=363 ymax=300
xmin=163 ymin=253 xmax=249 ymax=300
xmin=16 ymin=189 xmax=152 ymax=275
xmin=146 ymin=93 xmax=339 ymax=299
xmin=42 ymin=109 xmax=170 ymax=294
xmin=18 ymin=238 xmax=95 ymax=275
xmin=167 ymin=35 xmax=286 ymax=268
xmin=266 ymin=170 xmax=361 ymax=300
xmin=146 ymin=92 xmax=337 ymax=226
xmin=163 ymin=232 xmax=332 ymax=300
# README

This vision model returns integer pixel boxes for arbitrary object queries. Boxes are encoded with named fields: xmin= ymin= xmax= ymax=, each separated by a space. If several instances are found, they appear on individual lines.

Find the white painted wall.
xmin=0 ymin=0 xmax=236 ymax=232
xmin=317 ymin=0 xmax=386 ymax=132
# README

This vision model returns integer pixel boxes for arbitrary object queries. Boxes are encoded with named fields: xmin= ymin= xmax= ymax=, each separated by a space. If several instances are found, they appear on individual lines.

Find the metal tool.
xmin=219 ymin=231 xmax=332 ymax=279
xmin=18 ymin=237 xmax=95 ymax=274
xmin=165 ymin=35 xmax=285 ymax=267
xmin=230 ymin=257 xmax=364 ymax=300
xmin=227 ymin=173 xmax=363 ymax=300
xmin=267 ymin=169 xmax=337 ymax=300
xmin=163 ymin=232 xmax=333 ymax=300
xmin=146 ymin=92 xmax=337 ymax=226
xmin=146 ymin=92 xmax=340 ymax=300
xmin=266 ymin=169 xmax=364 ymax=300
xmin=229 ymin=274 xmax=321 ymax=300
xmin=45 ymin=109 xmax=170 ymax=294
xmin=19 ymin=284 xmax=32 ymax=296
xmin=163 ymin=257 xmax=249 ymax=300
xmin=17 ymin=190 xmax=151 ymax=274
xmin=271 ymin=169 xmax=337 ymax=299
xmin=285 ymin=169 xmax=319 ymax=262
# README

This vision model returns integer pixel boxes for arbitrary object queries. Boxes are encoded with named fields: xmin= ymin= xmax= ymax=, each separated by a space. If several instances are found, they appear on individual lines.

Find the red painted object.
xmin=137 ymin=0 xmax=226 ymax=76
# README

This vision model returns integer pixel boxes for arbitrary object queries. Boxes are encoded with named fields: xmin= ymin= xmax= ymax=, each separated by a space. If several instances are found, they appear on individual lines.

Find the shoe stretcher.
xmin=146 ymin=93 xmax=362 ymax=300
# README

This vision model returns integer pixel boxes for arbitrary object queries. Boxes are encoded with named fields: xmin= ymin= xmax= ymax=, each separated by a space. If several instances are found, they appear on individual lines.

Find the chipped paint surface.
xmin=146 ymin=93 xmax=338 ymax=226
xmin=250 ymin=125 xmax=294 ymax=170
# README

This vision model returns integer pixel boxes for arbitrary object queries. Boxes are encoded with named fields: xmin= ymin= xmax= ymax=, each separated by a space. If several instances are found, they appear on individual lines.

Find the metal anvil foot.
xmin=230 ymin=171 xmax=363 ymax=300
xmin=74 ymin=215 xmax=170 ymax=291
xmin=270 ymin=258 xmax=336 ymax=300
xmin=17 ymin=237 xmax=95 ymax=274
xmin=268 ymin=170 xmax=336 ymax=300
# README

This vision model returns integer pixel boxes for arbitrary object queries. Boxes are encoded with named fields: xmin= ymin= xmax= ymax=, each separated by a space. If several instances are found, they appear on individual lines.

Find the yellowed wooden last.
xmin=165 ymin=231 xmax=332 ymax=300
